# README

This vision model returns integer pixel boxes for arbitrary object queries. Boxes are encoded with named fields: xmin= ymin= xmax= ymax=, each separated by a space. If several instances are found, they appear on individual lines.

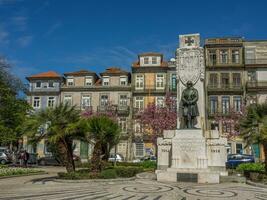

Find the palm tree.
xmin=85 ymin=115 xmax=120 ymax=172
xmin=23 ymin=103 xmax=83 ymax=173
xmin=240 ymin=103 xmax=267 ymax=171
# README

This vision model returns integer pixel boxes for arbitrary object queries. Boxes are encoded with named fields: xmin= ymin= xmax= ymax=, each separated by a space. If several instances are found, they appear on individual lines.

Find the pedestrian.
xmin=18 ymin=149 xmax=24 ymax=167
xmin=24 ymin=150 xmax=30 ymax=167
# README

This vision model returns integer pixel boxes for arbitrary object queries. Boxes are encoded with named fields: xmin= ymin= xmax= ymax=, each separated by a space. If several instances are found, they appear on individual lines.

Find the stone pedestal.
xmin=156 ymin=129 xmax=227 ymax=184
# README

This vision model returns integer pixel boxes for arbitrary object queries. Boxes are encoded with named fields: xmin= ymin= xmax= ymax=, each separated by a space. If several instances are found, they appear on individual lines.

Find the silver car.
xmin=0 ymin=152 xmax=11 ymax=165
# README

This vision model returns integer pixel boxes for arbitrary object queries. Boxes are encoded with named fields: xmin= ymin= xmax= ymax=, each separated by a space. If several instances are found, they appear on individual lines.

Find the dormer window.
xmin=67 ymin=78 xmax=74 ymax=86
xmin=152 ymin=56 xmax=157 ymax=64
xmin=120 ymin=76 xmax=127 ymax=86
xmin=85 ymin=76 xmax=93 ymax=86
xmin=48 ymin=81 xmax=54 ymax=88
xmin=103 ymin=77 xmax=109 ymax=86
xmin=36 ymin=81 xmax=41 ymax=88
xmin=144 ymin=57 xmax=149 ymax=64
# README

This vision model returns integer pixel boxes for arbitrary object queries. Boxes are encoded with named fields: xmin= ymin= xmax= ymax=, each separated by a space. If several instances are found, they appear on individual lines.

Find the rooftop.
xmin=26 ymin=71 xmax=61 ymax=80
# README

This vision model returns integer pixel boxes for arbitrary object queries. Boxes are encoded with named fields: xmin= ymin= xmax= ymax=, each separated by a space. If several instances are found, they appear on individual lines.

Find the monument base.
xmin=156 ymin=129 xmax=227 ymax=184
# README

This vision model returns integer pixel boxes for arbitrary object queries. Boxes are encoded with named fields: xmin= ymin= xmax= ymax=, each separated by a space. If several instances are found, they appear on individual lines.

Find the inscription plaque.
xmin=177 ymin=173 xmax=198 ymax=183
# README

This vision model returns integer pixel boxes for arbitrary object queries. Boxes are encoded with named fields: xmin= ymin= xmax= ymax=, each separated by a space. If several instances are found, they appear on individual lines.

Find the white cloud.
xmin=17 ymin=35 xmax=33 ymax=47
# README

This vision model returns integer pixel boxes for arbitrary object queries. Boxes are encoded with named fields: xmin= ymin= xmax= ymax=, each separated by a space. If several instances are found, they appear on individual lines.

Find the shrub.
xmin=140 ymin=161 xmax=157 ymax=169
xmin=236 ymin=163 xmax=265 ymax=173
xmin=116 ymin=162 xmax=141 ymax=167
xmin=58 ymin=170 xmax=101 ymax=180
xmin=100 ymin=169 xmax=117 ymax=179
xmin=0 ymin=167 xmax=42 ymax=177
xmin=115 ymin=166 xmax=143 ymax=178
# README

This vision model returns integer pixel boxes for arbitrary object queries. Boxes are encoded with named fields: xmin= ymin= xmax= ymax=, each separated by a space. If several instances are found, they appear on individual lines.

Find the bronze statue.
xmin=180 ymin=81 xmax=199 ymax=128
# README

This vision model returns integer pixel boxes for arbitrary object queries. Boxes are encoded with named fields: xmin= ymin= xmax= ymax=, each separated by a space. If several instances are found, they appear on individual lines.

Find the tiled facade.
xmin=25 ymin=37 xmax=267 ymax=161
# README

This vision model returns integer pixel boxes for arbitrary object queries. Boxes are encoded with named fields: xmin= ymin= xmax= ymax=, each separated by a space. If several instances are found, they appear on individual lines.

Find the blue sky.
xmin=0 ymin=0 xmax=266 ymax=82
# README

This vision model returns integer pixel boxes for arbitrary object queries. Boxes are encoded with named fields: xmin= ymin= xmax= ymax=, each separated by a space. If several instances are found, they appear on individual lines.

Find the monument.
xmin=156 ymin=34 xmax=228 ymax=184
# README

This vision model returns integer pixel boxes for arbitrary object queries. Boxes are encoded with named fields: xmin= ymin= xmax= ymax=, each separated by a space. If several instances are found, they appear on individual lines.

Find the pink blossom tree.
xmin=213 ymin=105 xmax=246 ymax=139
xmin=137 ymin=94 xmax=177 ymax=145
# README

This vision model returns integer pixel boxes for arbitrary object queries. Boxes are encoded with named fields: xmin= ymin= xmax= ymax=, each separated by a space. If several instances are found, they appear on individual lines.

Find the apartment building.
xmin=25 ymin=71 xmax=62 ymax=156
xmin=204 ymin=37 xmax=246 ymax=155
xmin=131 ymin=53 xmax=176 ymax=158
xmin=244 ymin=40 xmax=267 ymax=161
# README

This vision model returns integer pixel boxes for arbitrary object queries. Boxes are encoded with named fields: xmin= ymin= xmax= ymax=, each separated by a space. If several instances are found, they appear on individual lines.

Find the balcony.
xmin=207 ymin=84 xmax=243 ymax=93
xmin=245 ymin=59 xmax=267 ymax=65
xmin=208 ymin=111 xmax=232 ymax=118
xmin=97 ymin=105 xmax=117 ymax=113
xmin=133 ymin=85 xmax=177 ymax=94
xmin=81 ymin=106 xmax=93 ymax=112
xmin=247 ymin=81 xmax=267 ymax=91
xmin=117 ymin=105 xmax=130 ymax=115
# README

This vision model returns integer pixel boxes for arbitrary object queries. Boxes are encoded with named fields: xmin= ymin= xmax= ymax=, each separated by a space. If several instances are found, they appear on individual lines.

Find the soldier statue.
xmin=180 ymin=81 xmax=199 ymax=128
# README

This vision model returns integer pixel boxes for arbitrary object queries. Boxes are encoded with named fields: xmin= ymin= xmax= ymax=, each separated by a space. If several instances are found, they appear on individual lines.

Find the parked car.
xmin=226 ymin=154 xmax=255 ymax=169
xmin=108 ymin=154 xmax=123 ymax=162
xmin=0 ymin=152 xmax=12 ymax=165
xmin=38 ymin=154 xmax=80 ymax=166
xmin=38 ymin=155 xmax=61 ymax=166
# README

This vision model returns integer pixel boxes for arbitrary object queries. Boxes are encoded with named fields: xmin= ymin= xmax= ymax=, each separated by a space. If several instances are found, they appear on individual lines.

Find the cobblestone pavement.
xmin=0 ymin=172 xmax=267 ymax=200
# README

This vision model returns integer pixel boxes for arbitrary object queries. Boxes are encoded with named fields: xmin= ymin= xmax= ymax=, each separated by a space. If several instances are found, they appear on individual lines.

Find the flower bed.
xmin=0 ymin=167 xmax=43 ymax=177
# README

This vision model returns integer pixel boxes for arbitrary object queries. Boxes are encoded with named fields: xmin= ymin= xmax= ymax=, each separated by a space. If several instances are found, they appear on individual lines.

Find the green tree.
xmin=0 ymin=57 xmax=30 ymax=148
xmin=85 ymin=115 xmax=120 ymax=172
xmin=23 ymin=103 xmax=83 ymax=172
xmin=240 ymin=103 xmax=267 ymax=171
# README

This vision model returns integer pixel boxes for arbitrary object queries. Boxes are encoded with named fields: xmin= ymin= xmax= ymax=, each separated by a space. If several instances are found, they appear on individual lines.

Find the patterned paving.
xmin=0 ymin=175 xmax=267 ymax=200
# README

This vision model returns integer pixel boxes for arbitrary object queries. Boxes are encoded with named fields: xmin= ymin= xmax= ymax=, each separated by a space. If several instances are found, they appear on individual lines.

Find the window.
xmin=220 ymin=50 xmax=228 ymax=64
xmin=135 ymin=142 xmax=144 ymax=157
xmin=232 ymin=50 xmax=240 ymax=64
xmin=64 ymin=95 xmax=72 ymax=105
xmin=144 ymin=57 xmax=149 ymax=64
xmin=222 ymin=96 xmax=230 ymax=114
xmin=119 ymin=95 xmax=128 ymax=106
xmin=156 ymin=74 xmax=164 ymax=89
xmin=209 ymin=96 xmax=218 ymax=115
xmin=100 ymin=94 xmax=108 ymax=106
xmin=171 ymin=74 xmax=177 ymax=91
xmin=233 ymin=96 xmax=242 ymax=112
xmin=103 ymin=77 xmax=109 ymax=86
xmin=233 ymin=73 xmax=241 ymax=87
xmin=223 ymin=122 xmax=231 ymax=133
xmin=248 ymin=71 xmax=257 ymax=82
xmin=47 ymin=97 xmax=55 ymax=107
xmin=120 ymin=76 xmax=127 ymax=86
xmin=134 ymin=121 xmax=141 ymax=133
xmin=209 ymin=73 xmax=218 ymax=88
xmin=209 ymin=50 xmax=217 ymax=65
xmin=48 ymin=81 xmax=54 ymax=88
xmin=135 ymin=97 xmax=144 ymax=110
xmin=81 ymin=95 xmax=91 ymax=109
xmin=36 ymin=81 xmax=41 ymax=88
xmin=67 ymin=78 xmax=74 ymax=86
xmin=221 ymin=73 xmax=230 ymax=88
xmin=236 ymin=143 xmax=243 ymax=154
xmin=85 ymin=76 xmax=93 ymax=86
xmin=33 ymin=97 xmax=41 ymax=108
xmin=118 ymin=118 xmax=127 ymax=133
xmin=135 ymin=75 xmax=144 ymax=89
xmin=152 ymin=56 xmax=157 ymax=64
xmin=156 ymin=96 xmax=164 ymax=107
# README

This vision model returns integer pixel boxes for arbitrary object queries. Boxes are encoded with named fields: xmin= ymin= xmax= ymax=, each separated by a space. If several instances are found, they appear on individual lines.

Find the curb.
xmin=54 ymin=177 xmax=135 ymax=183
xmin=246 ymin=180 xmax=267 ymax=188
xmin=0 ymin=171 xmax=48 ymax=180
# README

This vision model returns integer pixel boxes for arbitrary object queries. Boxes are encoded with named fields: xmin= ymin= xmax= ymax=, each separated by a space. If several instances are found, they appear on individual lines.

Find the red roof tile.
xmin=26 ymin=71 xmax=61 ymax=80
